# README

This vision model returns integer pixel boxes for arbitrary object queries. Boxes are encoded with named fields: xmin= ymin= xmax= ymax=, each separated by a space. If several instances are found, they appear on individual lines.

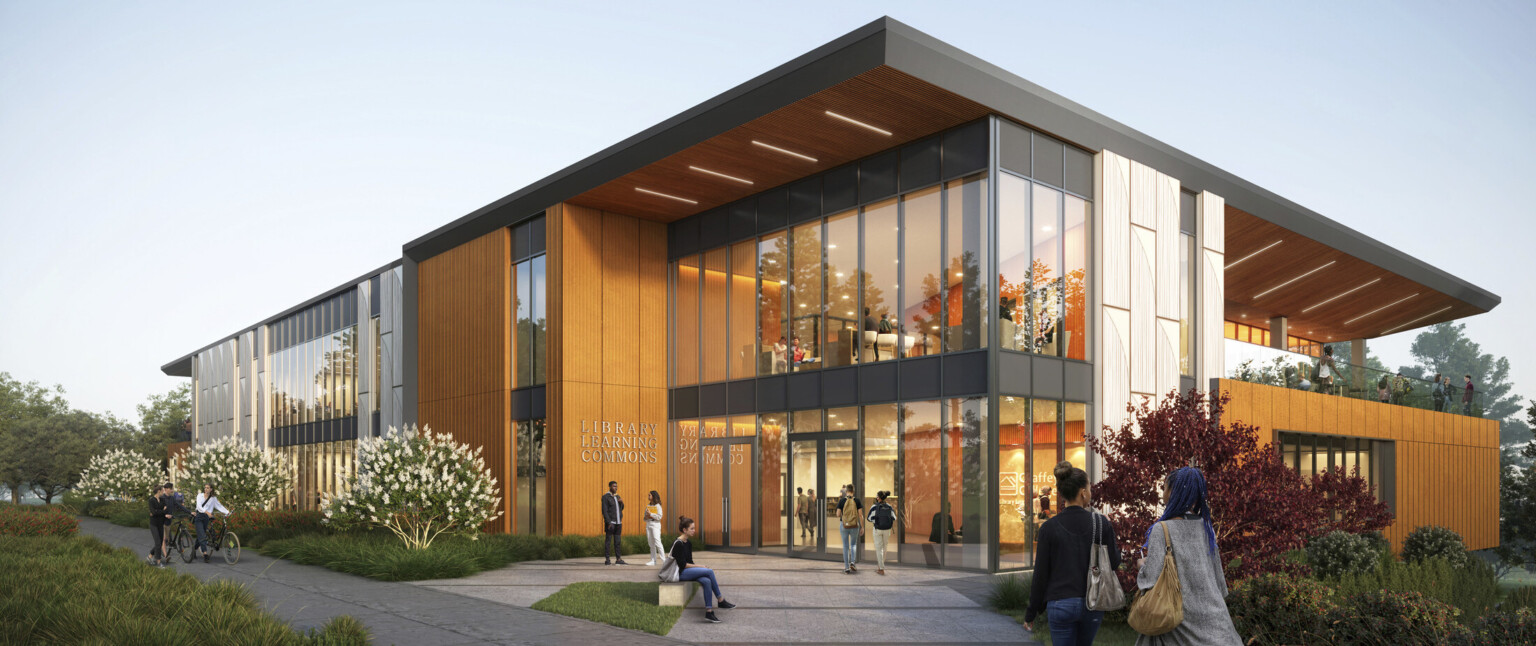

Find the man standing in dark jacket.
xmin=602 ymin=480 xmax=627 ymax=565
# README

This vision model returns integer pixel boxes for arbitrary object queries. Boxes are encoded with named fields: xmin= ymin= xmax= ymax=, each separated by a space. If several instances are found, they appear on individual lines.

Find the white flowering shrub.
xmin=323 ymin=424 xmax=501 ymax=550
xmin=180 ymin=436 xmax=292 ymax=511
xmin=75 ymin=449 xmax=163 ymax=501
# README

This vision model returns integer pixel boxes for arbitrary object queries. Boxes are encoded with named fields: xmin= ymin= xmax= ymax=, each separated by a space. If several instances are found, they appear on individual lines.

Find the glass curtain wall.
xmin=760 ymin=413 xmax=787 ymax=546
xmin=513 ymin=418 xmax=548 ymax=534
xmin=275 ymin=440 xmax=357 ymax=511
xmin=269 ymin=293 xmax=357 ymax=430
xmin=759 ymin=233 xmax=789 ymax=375
xmin=511 ymin=219 xmax=547 ymax=388
xmin=863 ymin=200 xmax=899 ymax=362
xmin=730 ymin=241 xmax=757 ymax=379
xmin=996 ymin=398 xmax=1093 ymax=571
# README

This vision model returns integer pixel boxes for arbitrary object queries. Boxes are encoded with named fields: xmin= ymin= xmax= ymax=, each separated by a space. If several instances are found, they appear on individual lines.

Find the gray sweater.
xmin=1134 ymin=519 xmax=1242 ymax=646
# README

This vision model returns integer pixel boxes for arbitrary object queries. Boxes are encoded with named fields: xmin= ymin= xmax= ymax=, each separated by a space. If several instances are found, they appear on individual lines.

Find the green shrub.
xmin=988 ymin=574 xmax=1031 ymax=612
xmin=1308 ymin=531 xmax=1381 ymax=579
xmin=1403 ymin=525 xmax=1469 ymax=567
xmin=0 ymin=505 xmax=78 ymax=537
xmin=0 ymin=534 xmax=364 ymax=645
xmin=1333 ymin=555 xmax=1500 ymax=623
xmin=306 ymin=615 xmax=371 ymax=646
xmin=1325 ymin=591 xmax=1468 ymax=644
xmin=227 ymin=509 xmax=326 ymax=535
xmin=1448 ymin=608 xmax=1536 ymax=646
xmin=532 ymin=582 xmax=683 ymax=636
xmin=542 ymin=547 xmax=566 ymax=561
xmin=1361 ymin=529 xmax=1391 ymax=553
xmin=1504 ymin=585 xmax=1536 ymax=612
xmin=1228 ymin=573 xmax=1337 ymax=644
xmin=94 ymin=500 xmax=150 ymax=528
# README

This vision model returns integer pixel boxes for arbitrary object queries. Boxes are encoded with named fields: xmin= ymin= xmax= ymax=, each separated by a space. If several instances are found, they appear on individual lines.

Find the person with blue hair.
xmin=1134 ymin=466 xmax=1243 ymax=645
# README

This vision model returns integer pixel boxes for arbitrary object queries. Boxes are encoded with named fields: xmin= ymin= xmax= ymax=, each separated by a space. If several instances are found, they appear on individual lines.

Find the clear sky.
xmin=1 ymin=1 xmax=1532 ymax=423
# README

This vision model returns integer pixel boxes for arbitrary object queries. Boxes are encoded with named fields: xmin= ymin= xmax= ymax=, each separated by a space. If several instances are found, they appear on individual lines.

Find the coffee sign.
xmin=578 ymin=420 xmax=661 ymax=464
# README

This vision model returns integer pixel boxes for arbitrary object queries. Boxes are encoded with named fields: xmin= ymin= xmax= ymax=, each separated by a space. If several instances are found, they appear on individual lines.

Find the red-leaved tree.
xmin=1089 ymin=389 xmax=1392 ymax=588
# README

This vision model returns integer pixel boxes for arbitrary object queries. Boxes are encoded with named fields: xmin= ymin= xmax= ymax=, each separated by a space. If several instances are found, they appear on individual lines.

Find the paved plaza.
xmin=79 ymin=517 xmax=1039 ymax=645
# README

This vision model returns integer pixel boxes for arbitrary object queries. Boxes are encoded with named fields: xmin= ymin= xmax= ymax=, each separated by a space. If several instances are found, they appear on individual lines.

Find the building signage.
xmin=578 ymin=420 xmax=661 ymax=464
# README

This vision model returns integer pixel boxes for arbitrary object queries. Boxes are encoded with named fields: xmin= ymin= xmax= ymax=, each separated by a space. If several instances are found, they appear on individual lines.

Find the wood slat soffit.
xmin=568 ymin=66 xmax=990 ymax=221
xmin=1223 ymin=205 xmax=1484 ymax=341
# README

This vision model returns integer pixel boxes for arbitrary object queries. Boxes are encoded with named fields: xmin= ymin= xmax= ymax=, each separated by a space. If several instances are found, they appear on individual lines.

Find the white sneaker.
xmin=645 ymin=560 xmax=656 ymax=566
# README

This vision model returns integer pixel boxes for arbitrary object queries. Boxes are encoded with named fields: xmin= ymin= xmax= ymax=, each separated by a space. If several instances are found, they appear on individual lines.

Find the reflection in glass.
xmin=790 ymin=409 xmax=822 ymax=434
xmin=790 ymin=221 xmax=822 ymax=370
xmin=760 ymin=414 xmax=786 ymax=547
xmin=899 ymin=400 xmax=943 ymax=566
xmin=1032 ymin=400 xmax=1060 ymax=521
xmin=863 ymin=403 xmax=899 ymax=563
xmin=730 ymin=240 xmax=757 ymax=379
xmin=791 ymin=438 xmax=821 ymax=553
xmin=673 ymin=420 xmax=699 ymax=521
xmin=824 ymin=210 xmax=859 ymax=368
xmin=998 ymin=174 xmax=1032 ymax=351
xmin=703 ymin=248 xmax=729 ymax=383
xmin=902 ymin=187 xmax=942 ymax=357
xmin=1063 ymin=195 xmax=1088 ymax=360
xmin=673 ymin=257 xmax=700 ymax=386
xmin=998 ymin=396 xmax=1031 ymax=569
xmin=759 ymin=232 xmax=789 ymax=375
xmin=945 ymin=175 xmax=988 ymax=352
xmin=1031 ymin=186 xmax=1062 ymax=356
xmin=862 ymin=199 xmax=899 ymax=363
xmin=1064 ymin=402 xmax=1087 ymax=478
xmin=531 ymin=255 xmax=546 ymax=385
xmin=946 ymin=396 xmax=988 ymax=569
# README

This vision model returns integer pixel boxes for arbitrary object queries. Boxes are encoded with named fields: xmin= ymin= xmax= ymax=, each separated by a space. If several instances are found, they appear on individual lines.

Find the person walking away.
xmin=602 ymin=480 xmax=627 ymax=565
xmin=795 ymin=487 xmax=808 ymax=540
xmin=1432 ymin=373 xmax=1446 ymax=412
xmin=867 ymin=490 xmax=896 ymax=575
xmin=1025 ymin=462 xmax=1120 ymax=645
xmin=146 ymin=485 xmax=171 ymax=567
xmin=644 ymin=490 xmax=665 ymax=566
xmin=194 ymin=483 xmax=231 ymax=563
xmin=836 ymin=484 xmax=864 ymax=574
xmin=673 ymin=516 xmax=737 ymax=623
xmin=1463 ymin=374 xmax=1476 ymax=415
xmin=1133 ymin=466 xmax=1243 ymax=645
xmin=1377 ymin=375 xmax=1390 ymax=403
xmin=806 ymin=489 xmax=817 ymax=541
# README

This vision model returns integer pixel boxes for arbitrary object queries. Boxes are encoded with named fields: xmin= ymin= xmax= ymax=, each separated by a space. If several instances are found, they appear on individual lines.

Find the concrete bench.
xmin=658 ymin=581 xmax=698 ymax=607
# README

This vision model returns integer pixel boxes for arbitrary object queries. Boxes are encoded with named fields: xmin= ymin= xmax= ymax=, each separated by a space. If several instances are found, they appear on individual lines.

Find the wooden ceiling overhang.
xmin=565 ymin=66 xmax=990 ymax=222
xmin=1223 ymin=205 xmax=1489 ymax=342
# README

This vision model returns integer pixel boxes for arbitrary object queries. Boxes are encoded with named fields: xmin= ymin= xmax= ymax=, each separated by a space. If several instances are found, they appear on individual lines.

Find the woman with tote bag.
xmin=1132 ymin=466 xmax=1242 ymax=645
xmin=1024 ymin=461 xmax=1121 ymax=645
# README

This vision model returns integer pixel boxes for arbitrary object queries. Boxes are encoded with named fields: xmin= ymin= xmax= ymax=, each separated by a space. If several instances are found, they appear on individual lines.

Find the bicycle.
xmin=171 ymin=512 xmax=241 ymax=564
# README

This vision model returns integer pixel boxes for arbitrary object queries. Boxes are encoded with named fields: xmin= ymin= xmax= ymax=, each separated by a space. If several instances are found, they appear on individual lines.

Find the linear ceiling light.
xmin=1343 ymin=292 xmax=1419 ymax=326
xmin=751 ymin=140 xmax=818 ymax=162
xmin=825 ymin=110 xmax=892 ymax=136
xmin=634 ymin=187 xmax=697 ymax=204
xmin=1225 ymin=240 xmax=1283 ymax=270
xmin=688 ymin=165 xmax=753 ymax=185
xmin=1302 ymin=277 xmax=1383 ymax=313
xmin=1379 ymin=305 xmax=1453 ymax=336
xmin=1252 ymin=260 xmax=1336 ymax=300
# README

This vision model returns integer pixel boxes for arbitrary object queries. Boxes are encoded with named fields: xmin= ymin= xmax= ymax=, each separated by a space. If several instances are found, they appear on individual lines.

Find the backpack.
xmin=871 ymin=503 xmax=895 ymax=530
xmin=839 ymin=498 xmax=862 ymax=528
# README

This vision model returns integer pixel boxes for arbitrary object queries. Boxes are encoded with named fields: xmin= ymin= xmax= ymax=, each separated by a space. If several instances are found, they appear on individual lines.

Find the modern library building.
xmin=163 ymin=18 xmax=1503 ymax=571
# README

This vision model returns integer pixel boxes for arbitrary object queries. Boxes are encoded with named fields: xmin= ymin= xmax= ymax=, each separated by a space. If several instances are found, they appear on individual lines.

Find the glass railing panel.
xmin=1224 ymin=338 xmax=1483 ymax=417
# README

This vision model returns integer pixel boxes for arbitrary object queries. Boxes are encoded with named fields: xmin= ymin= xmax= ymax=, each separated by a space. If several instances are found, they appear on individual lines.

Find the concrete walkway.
xmin=76 ymin=517 xmax=687 ymax=646
xmin=414 ymin=550 xmax=1041 ymax=645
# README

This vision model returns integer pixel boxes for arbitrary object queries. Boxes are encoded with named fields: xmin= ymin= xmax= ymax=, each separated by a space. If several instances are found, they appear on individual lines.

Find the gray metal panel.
xmin=857 ymin=362 xmax=898 ymax=403
xmin=942 ymin=351 xmax=987 ymax=396
xmin=1031 ymin=355 xmax=1065 ymax=400
xmin=821 ymin=366 xmax=858 ymax=407
xmin=998 ymin=352 xmax=1031 ymax=396
xmin=1066 ymin=361 xmax=1094 ymax=402
xmin=699 ymin=383 xmax=727 ymax=417
xmin=786 ymin=372 xmax=821 ymax=410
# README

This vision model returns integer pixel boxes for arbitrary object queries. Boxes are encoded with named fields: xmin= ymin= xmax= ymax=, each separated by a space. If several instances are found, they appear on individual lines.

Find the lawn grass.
xmin=0 ymin=534 xmax=367 ymax=645
xmin=531 ymin=581 xmax=684 ymax=636
xmin=260 ymin=530 xmax=701 ymax=581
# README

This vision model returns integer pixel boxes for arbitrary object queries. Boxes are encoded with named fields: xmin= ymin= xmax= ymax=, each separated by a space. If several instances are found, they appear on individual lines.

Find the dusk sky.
xmin=1 ymin=1 xmax=1531 ymax=423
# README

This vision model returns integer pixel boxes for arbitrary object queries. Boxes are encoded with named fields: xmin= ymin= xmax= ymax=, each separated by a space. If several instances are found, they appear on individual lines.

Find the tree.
xmin=1495 ymin=403 xmax=1536 ymax=578
xmin=1408 ymin=322 xmax=1524 ymax=441
xmin=77 ymin=448 xmax=164 ymax=502
xmin=177 ymin=436 xmax=291 ymax=511
xmin=136 ymin=383 xmax=190 ymax=462
xmin=0 ymin=373 xmax=70 ymax=504
xmin=324 ymin=424 xmax=501 ymax=550
xmin=1089 ymin=389 xmax=1392 ymax=587
xmin=9 ymin=411 xmax=123 ymax=503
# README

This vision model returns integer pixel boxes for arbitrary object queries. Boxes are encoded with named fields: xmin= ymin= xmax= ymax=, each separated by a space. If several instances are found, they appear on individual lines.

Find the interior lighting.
xmin=1379 ymin=305 xmax=1453 ymax=336
xmin=634 ymin=187 xmax=697 ymax=204
xmin=825 ymin=111 xmax=892 ymax=136
xmin=1252 ymin=261 xmax=1336 ymax=300
xmin=1343 ymin=293 xmax=1420 ymax=326
xmin=752 ymin=140 xmax=818 ymax=162
xmin=1225 ymin=240 xmax=1284 ymax=270
xmin=688 ymin=165 xmax=753 ymax=185
xmin=1302 ymin=278 xmax=1382 ymax=313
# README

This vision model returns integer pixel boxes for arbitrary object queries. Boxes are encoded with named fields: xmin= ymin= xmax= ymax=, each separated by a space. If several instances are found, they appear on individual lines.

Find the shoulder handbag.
xmin=1085 ymin=511 xmax=1127 ymax=611
xmin=1128 ymin=521 xmax=1184 ymax=635
xmin=656 ymin=538 xmax=683 ymax=583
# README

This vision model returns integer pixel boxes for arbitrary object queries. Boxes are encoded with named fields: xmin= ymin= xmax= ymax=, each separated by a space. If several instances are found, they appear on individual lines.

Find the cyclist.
xmin=194 ymin=483 xmax=232 ymax=563
xmin=161 ymin=482 xmax=193 ymax=560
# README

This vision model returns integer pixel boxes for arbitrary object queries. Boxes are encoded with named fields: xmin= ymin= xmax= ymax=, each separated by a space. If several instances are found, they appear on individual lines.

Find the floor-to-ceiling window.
xmin=511 ymin=218 xmax=547 ymax=388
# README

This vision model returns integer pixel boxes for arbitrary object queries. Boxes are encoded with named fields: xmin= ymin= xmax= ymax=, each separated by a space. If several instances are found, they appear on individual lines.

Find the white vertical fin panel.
xmin=1156 ymin=318 xmax=1180 ymax=398
xmin=1101 ymin=307 xmax=1132 ymax=435
xmin=1130 ymin=225 xmax=1156 ymax=395
xmin=1129 ymin=161 xmax=1157 ymax=229
xmin=1155 ymin=173 xmax=1181 ymax=320
xmin=357 ymin=280 xmax=372 ymax=438
xmin=1201 ymin=191 xmax=1225 ymax=255
xmin=1100 ymin=152 xmax=1130 ymax=309
xmin=1199 ymin=191 xmax=1226 ymax=385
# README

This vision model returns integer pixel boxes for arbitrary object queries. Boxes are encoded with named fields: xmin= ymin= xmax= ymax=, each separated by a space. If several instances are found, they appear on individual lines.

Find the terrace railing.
xmin=1224 ymin=339 xmax=1484 ymax=418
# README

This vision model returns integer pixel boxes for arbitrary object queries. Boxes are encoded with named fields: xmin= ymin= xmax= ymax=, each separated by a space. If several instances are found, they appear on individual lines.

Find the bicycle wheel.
xmin=176 ymin=526 xmax=195 ymax=563
xmin=223 ymin=531 xmax=241 ymax=564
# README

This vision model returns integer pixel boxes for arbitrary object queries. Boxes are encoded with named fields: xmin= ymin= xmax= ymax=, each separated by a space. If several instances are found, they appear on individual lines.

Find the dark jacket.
xmin=602 ymin=492 xmax=625 ymax=525
xmin=1025 ymin=506 xmax=1122 ymax=622
xmin=148 ymin=495 xmax=170 ymax=526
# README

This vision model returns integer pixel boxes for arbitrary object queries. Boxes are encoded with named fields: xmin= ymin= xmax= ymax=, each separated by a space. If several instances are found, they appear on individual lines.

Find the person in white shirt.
xmin=644 ymin=490 xmax=665 ymax=566
xmin=194 ymin=483 xmax=231 ymax=563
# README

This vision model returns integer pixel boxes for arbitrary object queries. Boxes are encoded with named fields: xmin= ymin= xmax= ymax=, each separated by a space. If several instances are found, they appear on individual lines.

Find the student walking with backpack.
xmin=1131 ymin=466 xmax=1243 ymax=645
xmin=866 ymin=490 xmax=896 ymax=575
xmin=1025 ymin=462 xmax=1120 ymax=645
xmin=836 ymin=484 xmax=864 ymax=574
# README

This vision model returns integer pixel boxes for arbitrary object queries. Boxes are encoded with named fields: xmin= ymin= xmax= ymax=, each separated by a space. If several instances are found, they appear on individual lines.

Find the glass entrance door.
xmin=787 ymin=432 xmax=857 ymax=560
xmin=701 ymin=438 xmax=753 ymax=549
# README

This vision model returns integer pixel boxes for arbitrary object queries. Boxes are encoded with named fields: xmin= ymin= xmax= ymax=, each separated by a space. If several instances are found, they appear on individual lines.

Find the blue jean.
xmin=1046 ymin=597 xmax=1103 ymax=646
xmin=680 ymin=567 xmax=722 ymax=608
xmin=840 ymin=525 xmax=859 ymax=568
xmin=194 ymin=514 xmax=211 ymax=553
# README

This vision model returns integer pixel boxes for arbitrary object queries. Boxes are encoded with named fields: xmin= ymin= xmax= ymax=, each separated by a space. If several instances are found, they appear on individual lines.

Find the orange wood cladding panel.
xmin=1219 ymin=379 xmax=1499 ymax=551
xmin=417 ymin=228 xmax=512 ymax=534
xmin=548 ymin=203 xmax=670 ymax=537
